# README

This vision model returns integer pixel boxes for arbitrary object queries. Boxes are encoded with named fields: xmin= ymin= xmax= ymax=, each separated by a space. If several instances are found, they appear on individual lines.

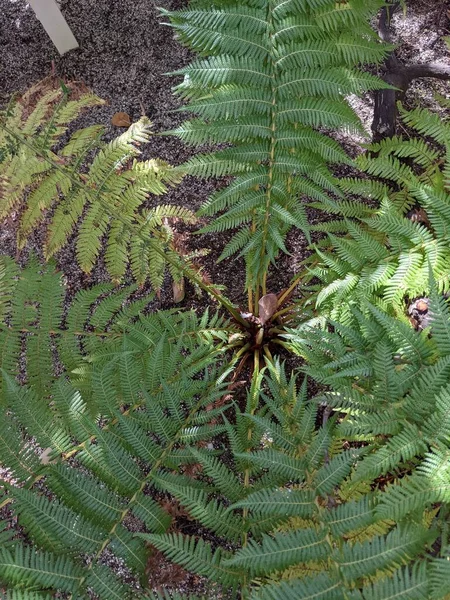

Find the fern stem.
xmin=267 ymin=327 xmax=285 ymax=335
xmin=247 ymin=287 xmax=253 ymax=313
xmin=38 ymin=92 xmax=69 ymax=152
xmin=254 ymin=286 xmax=260 ymax=317
xmin=272 ymin=304 xmax=301 ymax=319
xmin=262 ymin=271 xmax=268 ymax=297
xmin=271 ymin=339 xmax=291 ymax=351
xmin=239 ymin=349 xmax=261 ymax=600
xmin=248 ymin=214 xmax=257 ymax=312
xmin=276 ymin=275 xmax=304 ymax=310
xmin=263 ymin=344 xmax=275 ymax=365
xmin=234 ymin=342 xmax=252 ymax=359
xmin=255 ymin=0 xmax=277 ymax=307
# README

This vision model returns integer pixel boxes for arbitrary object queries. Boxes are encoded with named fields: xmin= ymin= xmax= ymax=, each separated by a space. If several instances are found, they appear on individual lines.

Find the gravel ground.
xmin=0 ymin=0 xmax=246 ymax=310
xmin=1 ymin=0 xmax=190 ymax=144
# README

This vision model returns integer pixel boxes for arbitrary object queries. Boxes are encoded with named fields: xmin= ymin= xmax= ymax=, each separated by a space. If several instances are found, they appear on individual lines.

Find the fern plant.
xmin=296 ymin=99 xmax=450 ymax=319
xmin=0 ymin=257 xmax=237 ymax=598
xmin=1 ymin=260 xmax=450 ymax=598
xmin=145 ymin=280 xmax=450 ymax=599
xmin=0 ymin=79 xmax=194 ymax=288
xmin=163 ymin=0 xmax=391 ymax=301
xmin=1 ymin=2 xmax=450 ymax=599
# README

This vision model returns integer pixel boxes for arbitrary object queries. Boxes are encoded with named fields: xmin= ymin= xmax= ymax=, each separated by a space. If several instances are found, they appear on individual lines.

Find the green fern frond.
xmin=249 ymin=573 xmax=343 ymax=600
xmin=165 ymin=0 xmax=389 ymax=293
xmin=356 ymin=562 xmax=429 ymax=600
xmin=429 ymin=558 xmax=450 ymax=600
xmin=1 ymin=87 xmax=191 ymax=290
xmin=304 ymin=96 xmax=450 ymax=318
xmin=225 ymin=528 xmax=329 ymax=575
xmin=138 ymin=532 xmax=238 ymax=586
xmin=230 ymin=488 xmax=315 ymax=520
xmin=2 ymin=260 xmax=450 ymax=597
xmin=336 ymin=525 xmax=435 ymax=581
xmin=0 ymin=545 xmax=84 ymax=595
xmin=0 ymin=592 xmax=55 ymax=600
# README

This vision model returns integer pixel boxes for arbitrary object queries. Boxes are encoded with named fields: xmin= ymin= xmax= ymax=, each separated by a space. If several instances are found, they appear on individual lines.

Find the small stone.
xmin=416 ymin=300 xmax=428 ymax=312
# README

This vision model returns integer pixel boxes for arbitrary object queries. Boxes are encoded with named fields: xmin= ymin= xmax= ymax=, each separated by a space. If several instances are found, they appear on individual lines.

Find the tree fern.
xmin=1 ymin=4 xmax=450 ymax=598
xmin=2 ymin=261 xmax=450 ymax=597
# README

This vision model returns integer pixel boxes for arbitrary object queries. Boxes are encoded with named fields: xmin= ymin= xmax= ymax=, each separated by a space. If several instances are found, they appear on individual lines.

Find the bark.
xmin=371 ymin=2 xmax=450 ymax=142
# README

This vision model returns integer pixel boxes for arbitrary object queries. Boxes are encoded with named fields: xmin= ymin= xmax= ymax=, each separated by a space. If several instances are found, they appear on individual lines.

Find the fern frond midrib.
xmin=255 ymin=0 xmax=278 ymax=301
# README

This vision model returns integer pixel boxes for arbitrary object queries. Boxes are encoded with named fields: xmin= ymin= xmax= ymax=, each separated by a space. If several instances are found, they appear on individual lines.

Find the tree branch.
xmin=372 ymin=2 xmax=450 ymax=142
xmin=378 ymin=1 xmax=400 ymax=44
xmin=393 ymin=62 xmax=450 ymax=90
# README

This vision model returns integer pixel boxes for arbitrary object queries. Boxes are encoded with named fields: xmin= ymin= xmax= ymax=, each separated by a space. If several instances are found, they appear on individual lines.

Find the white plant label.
xmin=28 ymin=0 xmax=79 ymax=55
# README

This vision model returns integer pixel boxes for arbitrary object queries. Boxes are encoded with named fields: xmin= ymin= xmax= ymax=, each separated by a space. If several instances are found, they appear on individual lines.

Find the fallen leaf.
xmin=111 ymin=112 xmax=131 ymax=127
xmin=258 ymin=293 xmax=278 ymax=325
xmin=173 ymin=278 xmax=185 ymax=303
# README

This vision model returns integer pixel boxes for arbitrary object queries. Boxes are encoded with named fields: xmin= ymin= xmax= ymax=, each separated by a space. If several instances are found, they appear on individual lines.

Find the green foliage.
xmin=301 ymin=98 xmax=450 ymax=317
xmin=0 ymin=259 xmax=235 ymax=598
xmin=1 ymin=261 xmax=450 ymax=598
xmin=164 ymin=0 xmax=390 ymax=290
xmin=1 ymin=2 xmax=450 ymax=599
xmin=0 ymin=255 xmax=231 ymax=399
xmin=0 ymin=79 xmax=193 ymax=288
